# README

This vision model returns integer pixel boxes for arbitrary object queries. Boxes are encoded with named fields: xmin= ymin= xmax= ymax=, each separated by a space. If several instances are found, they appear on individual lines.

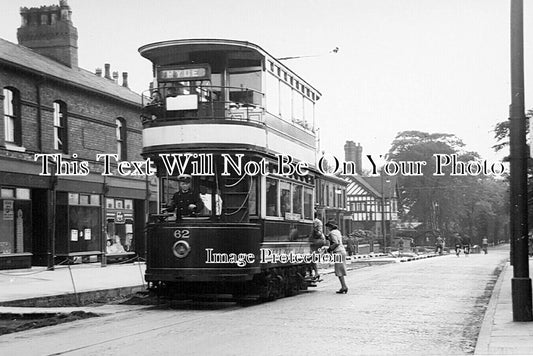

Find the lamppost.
xmin=380 ymin=173 xmax=390 ymax=253
xmin=509 ymin=0 xmax=532 ymax=321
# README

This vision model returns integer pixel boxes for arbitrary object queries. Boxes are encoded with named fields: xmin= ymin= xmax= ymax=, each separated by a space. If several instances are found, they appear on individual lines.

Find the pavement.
xmin=1 ymin=253 xmax=533 ymax=355
xmin=0 ymin=260 xmax=146 ymax=309
xmin=474 ymin=258 xmax=533 ymax=355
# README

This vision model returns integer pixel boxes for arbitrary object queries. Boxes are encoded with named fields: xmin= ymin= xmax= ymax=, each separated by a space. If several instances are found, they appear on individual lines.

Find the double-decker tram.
xmin=139 ymin=39 xmax=323 ymax=301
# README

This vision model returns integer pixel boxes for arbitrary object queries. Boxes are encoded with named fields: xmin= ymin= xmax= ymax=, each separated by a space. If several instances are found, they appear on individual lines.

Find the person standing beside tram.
xmin=325 ymin=220 xmax=348 ymax=294
xmin=309 ymin=213 xmax=326 ymax=281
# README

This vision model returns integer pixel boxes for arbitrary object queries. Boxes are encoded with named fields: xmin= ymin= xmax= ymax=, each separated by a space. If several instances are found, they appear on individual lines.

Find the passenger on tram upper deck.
xmin=148 ymin=90 xmax=162 ymax=105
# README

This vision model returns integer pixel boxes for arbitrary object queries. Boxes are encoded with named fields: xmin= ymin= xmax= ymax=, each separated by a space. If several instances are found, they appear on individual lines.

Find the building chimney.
xmin=112 ymin=71 xmax=119 ymax=83
xmin=95 ymin=68 xmax=102 ymax=77
xmin=344 ymin=140 xmax=356 ymax=163
xmin=354 ymin=143 xmax=363 ymax=175
xmin=344 ymin=141 xmax=363 ymax=175
xmin=122 ymin=72 xmax=129 ymax=88
xmin=104 ymin=63 xmax=111 ymax=79
xmin=17 ymin=1 xmax=78 ymax=68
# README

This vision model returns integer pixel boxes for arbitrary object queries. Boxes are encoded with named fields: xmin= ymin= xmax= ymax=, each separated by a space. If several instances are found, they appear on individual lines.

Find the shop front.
xmin=55 ymin=191 xmax=102 ymax=263
xmin=0 ymin=187 xmax=32 ymax=269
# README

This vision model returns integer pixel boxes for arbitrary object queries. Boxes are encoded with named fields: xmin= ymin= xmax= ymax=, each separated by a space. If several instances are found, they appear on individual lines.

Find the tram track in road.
xmin=0 ymin=300 xmax=244 ymax=356
xmin=2 ymin=254 xmax=485 ymax=355
xmin=0 ymin=263 xmax=377 ymax=355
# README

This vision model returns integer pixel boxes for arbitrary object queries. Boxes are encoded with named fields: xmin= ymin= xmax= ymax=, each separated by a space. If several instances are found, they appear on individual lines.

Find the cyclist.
xmin=462 ymin=235 xmax=472 ymax=256
xmin=481 ymin=237 xmax=488 ymax=254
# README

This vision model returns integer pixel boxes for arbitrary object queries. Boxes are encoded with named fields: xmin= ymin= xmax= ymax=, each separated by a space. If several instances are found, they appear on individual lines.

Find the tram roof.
xmin=138 ymin=38 xmax=321 ymax=99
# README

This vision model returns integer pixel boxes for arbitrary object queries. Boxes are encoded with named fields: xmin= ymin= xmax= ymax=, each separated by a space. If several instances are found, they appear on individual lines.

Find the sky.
xmin=2 ymin=0 xmax=532 ymax=170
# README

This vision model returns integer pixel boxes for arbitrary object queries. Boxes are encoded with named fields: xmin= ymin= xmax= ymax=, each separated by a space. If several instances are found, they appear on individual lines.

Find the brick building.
xmin=0 ymin=1 xmax=152 ymax=269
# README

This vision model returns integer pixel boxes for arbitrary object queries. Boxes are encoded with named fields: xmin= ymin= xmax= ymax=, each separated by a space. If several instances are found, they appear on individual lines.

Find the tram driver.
xmin=164 ymin=174 xmax=204 ymax=218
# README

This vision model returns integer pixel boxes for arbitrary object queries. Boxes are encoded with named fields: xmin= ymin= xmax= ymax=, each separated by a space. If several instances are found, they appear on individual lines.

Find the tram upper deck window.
xmin=228 ymin=68 xmax=262 ymax=106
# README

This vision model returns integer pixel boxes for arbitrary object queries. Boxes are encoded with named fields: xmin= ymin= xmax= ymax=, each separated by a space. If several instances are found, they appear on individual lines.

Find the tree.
xmin=388 ymin=130 xmax=508 ymax=241
xmin=493 ymin=110 xmax=530 ymax=230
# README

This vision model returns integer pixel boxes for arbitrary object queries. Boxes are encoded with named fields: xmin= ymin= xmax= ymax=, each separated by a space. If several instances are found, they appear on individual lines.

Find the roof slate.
xmin=0 ymin=37 xmax=141 ymax=106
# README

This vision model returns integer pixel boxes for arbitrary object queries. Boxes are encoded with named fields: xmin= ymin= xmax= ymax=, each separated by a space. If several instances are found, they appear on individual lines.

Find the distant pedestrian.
xmin=454 ymin=233 xmax=463 ymax=257
xmin=481 ymin=237 xmax=488 ymax=254
xmin=325 ymin=220 xmax=348 ymax=294
xmin=410 ymin=238 xmax=417 ymax=254
xmin=398 ymin=237 xmax=404 ymax=257
xmin=435 ymin=235 xmax=444 ymax=255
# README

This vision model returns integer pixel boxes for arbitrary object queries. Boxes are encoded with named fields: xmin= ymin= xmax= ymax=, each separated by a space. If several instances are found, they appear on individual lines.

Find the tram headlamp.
xmin=172 ymin=240 xmax=191 ymax=258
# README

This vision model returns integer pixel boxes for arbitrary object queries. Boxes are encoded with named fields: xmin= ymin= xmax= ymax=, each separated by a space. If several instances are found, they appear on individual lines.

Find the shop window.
xmin=68 ymin=193 xmax=79 ymax=205
xmin=53 ymin=100 xmax=68 ymax=153
xmin=1 ymin=188 xmax=15 ymax=198
xmin=68 ymin=193 xmax=100 ymax=206
xmin=79 ymin=195 xmax=89 ymax=205
xmin=106 ymin=198 xmax=114 ymax=209
xmin=0 ymin=187 xmax=32 ymax=255
xmin=90 ymin=195 xmax=100 ymax=206
xmin=105 ymin=197 xmax=134 ymax=254
xmin=16 ymin=189 xmax=30 ymax=200
xmin=3 ymin=87 xmax=22 ymax=146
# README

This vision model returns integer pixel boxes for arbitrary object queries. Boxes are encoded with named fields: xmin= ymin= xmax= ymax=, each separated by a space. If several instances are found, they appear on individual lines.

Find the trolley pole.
xmin=509 ymin=0 xmax=533 ymax=322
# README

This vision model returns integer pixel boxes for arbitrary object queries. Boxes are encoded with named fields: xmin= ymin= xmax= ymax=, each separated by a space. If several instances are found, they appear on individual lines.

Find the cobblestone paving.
xmin=0 ymin=248 xmax=509 ymax=356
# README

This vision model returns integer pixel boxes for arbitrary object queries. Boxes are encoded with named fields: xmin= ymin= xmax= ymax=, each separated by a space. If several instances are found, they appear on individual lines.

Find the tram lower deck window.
xmin=266 ymin=178 xmax=278 ymax=216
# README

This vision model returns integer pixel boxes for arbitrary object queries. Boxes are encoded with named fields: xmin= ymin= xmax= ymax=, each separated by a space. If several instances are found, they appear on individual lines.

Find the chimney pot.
xmin=112 ymin=71 xmax=119 ymax=83
xmin=95 ymin=68 xmax=102 ymax=77
xmin=122 ymin=72 xmax=129 ymax=88
xmin=104 ymin=63 xmax=111 ymax=79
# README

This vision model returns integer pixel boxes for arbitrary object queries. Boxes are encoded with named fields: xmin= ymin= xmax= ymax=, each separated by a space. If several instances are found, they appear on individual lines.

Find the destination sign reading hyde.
xmin=158 ymin=65 xmax=210 ymax=81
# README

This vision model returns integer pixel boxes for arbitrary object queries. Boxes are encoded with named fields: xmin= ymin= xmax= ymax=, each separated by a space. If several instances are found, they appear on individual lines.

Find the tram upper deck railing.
xmin=140 ymin=84 xmax=314 ymax=132
xmin=141 ymin=84 xmax=264 ymax=123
